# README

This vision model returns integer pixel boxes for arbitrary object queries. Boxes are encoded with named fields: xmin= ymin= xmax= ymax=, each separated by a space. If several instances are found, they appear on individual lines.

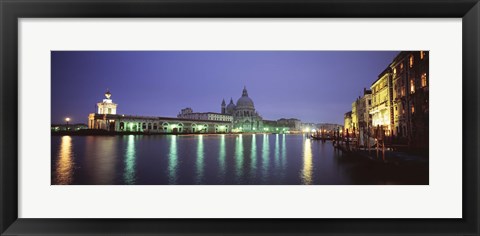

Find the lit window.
xmin=393 ymin=68 xmax=396 ymax=74
xmin=411 ymin=105 xmax=415 ymax=114
xmin=409 ymin=55 xmax=414 ymax=68
xmin=421 ymin=73 xmax=427 ymax=87
xmin=400 ymin=63 xmax=404 ymax=70
xmin=401 ymin=88 xmax=405 ymax=97
xmin=410 ymin=79 xmax=415 ymax=94
xmin=420 ymin=51 xmax=424 ymax=60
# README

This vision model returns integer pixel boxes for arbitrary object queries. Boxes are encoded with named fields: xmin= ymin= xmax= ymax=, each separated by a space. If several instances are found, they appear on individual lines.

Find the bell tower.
xmin=97 ymin=89 xmax=118 ymax=114
xmin=221 ymin=99 xmax=226 ymax=114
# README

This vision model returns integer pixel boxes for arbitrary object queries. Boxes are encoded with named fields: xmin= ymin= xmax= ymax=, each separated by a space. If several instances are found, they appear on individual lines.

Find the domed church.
xmin=221 ymin=87 xmax=263 ymax=132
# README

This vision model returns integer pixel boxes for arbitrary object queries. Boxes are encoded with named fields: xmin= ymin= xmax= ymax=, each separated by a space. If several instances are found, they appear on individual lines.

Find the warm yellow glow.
xmin=421 ymin=73 xmax=427 ymax=87
xmin=55 ymin=136 xmax=74 ymax=184
xmin=302 ymin=139 xmax=313 ymax=185
xmin=65 ymin=117 xmax=71 ymax=122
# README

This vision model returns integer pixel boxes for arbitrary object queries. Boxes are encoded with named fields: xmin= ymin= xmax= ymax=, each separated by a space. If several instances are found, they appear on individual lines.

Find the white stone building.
xmin=88 ymin=90 xmax=232 ymax=133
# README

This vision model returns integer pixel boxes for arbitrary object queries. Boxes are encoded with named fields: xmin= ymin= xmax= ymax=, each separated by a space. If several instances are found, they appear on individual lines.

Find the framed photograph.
xmin=1 ymin=0 xmax=479 ymax=235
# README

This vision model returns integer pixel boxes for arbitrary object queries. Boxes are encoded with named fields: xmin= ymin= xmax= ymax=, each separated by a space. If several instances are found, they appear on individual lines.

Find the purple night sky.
xmin=51 ymin=51 xmax=399 ymax=125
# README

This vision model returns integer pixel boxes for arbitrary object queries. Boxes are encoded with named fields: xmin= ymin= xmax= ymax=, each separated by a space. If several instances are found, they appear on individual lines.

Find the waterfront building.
xmin=390 ymin=51 xmax=429 ymax=148
xmin=88 ymin=91 xmax=232 ymax=133
xmin=352 ymin=88 xmax=372 ymax=131
xmin=221 ymin=86 xmax=264 ymax=132
xmin=370 ymin=67 xmax=394 ymax=135
xmin=300 ymin=122 xmax=316 ymax=132
xmin=262 ymin=120 xmax=290 ymax=133
xmin=97 ymin=90 xmax=117 ymax=115
xmin=277 ymin=118 xmax=302 ymax=131
xmin=316 ymin=123 xmax=343 ymax=132
xmin=51 ymin=123 xmax=87 ymax=131
xmin=344 ymin=111 xmax=353 ymax=131
xmin=177 ymin=107 xmax=233 ymax=122
xmin=351 ymin=99 xmax=358 ymax=130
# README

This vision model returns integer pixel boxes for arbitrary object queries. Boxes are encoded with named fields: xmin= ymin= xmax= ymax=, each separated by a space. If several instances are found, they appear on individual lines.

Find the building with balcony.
xmin=391 ymin=51 xmax=429 ymax=148
xmin=344 ymin=111 xmax=353 ymax=132
xmin=370 ymin=67 xmax=394 ymax=135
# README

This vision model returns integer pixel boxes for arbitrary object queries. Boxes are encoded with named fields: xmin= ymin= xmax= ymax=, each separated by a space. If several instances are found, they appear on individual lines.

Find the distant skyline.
xmin=51 ymin=51 xmax=399 ymax=124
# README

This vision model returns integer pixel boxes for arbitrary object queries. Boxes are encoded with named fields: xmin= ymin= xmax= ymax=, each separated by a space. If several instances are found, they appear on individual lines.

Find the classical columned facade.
xmin=88 ymin=114 xmax=232 ymax=134
xmin=88 ymin=90 xmax=232 ymax=134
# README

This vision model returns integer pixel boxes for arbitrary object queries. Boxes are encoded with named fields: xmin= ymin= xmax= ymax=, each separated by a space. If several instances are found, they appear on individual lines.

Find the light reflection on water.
xmin=196 ymin=135 xmax=204 ymax=184
xmin=261 ymin=134 xmax=270 ymax=183
xmin=274 ymin=134 xmax=280 ymax=173
xmin=124 ymin=135 xmax=136 ymax=185
xmin=218 ymin=134 xmax=226 ymax=183
xmin=51 ymin=134 xmax=428 ymax=185
xmin=302 ymin=138 xmax=313 ymax=185
xmin=235 ymin=134 xmax=244 ymax=182
xmin=54 ymin=136 xmax=74 ymax=185
xmin=168 ymin=135 xmax=178 ymax=184
xmin=282 ymin=134 xmax=287 ymax=168
xmin=250 ymin=134 xmax=257 ymax=181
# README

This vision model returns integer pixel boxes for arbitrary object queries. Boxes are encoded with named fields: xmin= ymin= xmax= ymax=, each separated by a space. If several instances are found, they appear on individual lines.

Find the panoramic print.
xmin=51 ymin=51 xmax=429 ymax=185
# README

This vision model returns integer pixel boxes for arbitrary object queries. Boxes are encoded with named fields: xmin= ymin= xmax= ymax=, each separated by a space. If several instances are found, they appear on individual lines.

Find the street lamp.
xmin=65 ymin=117 xmax=71 ymax=131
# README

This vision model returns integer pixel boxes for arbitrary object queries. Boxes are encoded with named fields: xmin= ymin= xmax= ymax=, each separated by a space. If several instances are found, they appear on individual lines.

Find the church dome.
xmin=236 ymin=87 xmax=255 ymax=109
xmin=226 ymin=98 xmax=236 ymax=112
xmin=236 ymin=96 xmax=254 ymax=109
xmin=227 ymin=103 xmax=236 ymax=110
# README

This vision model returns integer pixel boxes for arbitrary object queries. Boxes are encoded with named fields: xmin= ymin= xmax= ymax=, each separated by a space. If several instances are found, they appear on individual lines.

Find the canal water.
xmin=51 ymin=134 xmax=428 ymax=185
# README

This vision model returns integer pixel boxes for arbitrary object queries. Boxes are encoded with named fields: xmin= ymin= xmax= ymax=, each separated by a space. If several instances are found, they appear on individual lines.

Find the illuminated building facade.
xmin=370 ymin=68 xmax=394 ymax=134
xmin=344 ymin=111 xmax=353 ymax=131
xmin=97 ymin=90 xmax=117 ymax=115
xmin=177 ymin=107 xmax=233 ymax=122
xmin=221 ymin=86 xmax=264 ymax=132
xmin=352 ymin=88 xmax=372 ymax=131
xmin=344 ymin=51 xmax=429 ymax=149
xmin=391 ymin=51 xmax=429 ymax=147
xmin=277 ymin=118 xmax=301 ymax=131
xmin=88 ymin=90 xmax=232 ymax=133
xmin=351 ymin=100 xmax=358 ymax=130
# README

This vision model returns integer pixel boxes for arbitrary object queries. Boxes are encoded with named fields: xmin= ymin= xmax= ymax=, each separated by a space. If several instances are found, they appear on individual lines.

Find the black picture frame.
xmin=1 ymin=0 xmax=479 ymax=235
